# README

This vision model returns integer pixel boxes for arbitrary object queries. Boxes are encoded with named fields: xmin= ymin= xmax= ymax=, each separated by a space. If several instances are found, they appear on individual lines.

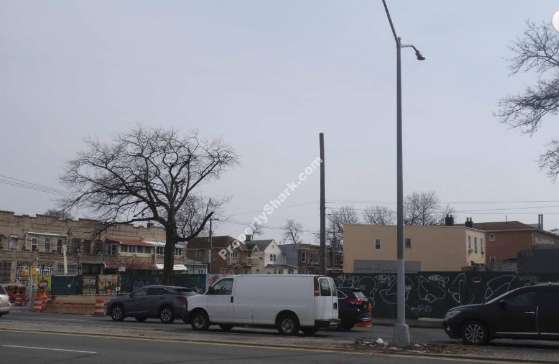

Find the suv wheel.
xmin=111 ymin=305 xmax=125 ymax=321
xmin=191 ymin=310 xmax=210 ymax=330
xmin=277 ymin=313 xmax=300 ymax=335
xmin=462 ymin=321 xmax=489 ymax=345
xmin=159 ymin=306 xmax=175 ymax=324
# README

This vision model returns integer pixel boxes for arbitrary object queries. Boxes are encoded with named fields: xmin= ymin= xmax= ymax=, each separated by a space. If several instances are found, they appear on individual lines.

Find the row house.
xmin=280 ymin=243 xmax=343 ymax=274
xmin=246 ymin=239 xmax=297 ymax=274
xmin=0 ymin=211 xmax=193 ymax=284
xmin=186 ymin=235 xmax=252 ymax=274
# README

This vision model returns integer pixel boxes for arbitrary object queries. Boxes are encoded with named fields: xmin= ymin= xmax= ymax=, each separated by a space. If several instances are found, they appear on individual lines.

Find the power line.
xmin=0 ymin=174 xmax=65 ymax=195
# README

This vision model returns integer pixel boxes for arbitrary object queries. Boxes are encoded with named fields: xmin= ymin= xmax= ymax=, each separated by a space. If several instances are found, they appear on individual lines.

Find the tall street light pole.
xmin=381 ymin=0 xmax=425 ymax=347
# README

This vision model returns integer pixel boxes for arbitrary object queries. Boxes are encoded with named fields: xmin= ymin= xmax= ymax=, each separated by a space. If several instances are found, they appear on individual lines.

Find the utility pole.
xmin=381 ymin=0 xmax=425 ymax=347
xmin=319 ymin=133 xmax=326 ymax=275
xmin=208 ymin=217 xmax=213 ymax=274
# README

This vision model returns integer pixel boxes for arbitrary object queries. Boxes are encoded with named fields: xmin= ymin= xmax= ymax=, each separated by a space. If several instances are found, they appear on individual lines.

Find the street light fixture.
xmin=380 ymin=0 xmax=425 ymax=347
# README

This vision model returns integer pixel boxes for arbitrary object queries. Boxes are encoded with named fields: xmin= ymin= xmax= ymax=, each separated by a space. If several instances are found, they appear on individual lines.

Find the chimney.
xmin=245 ymin=234 xmax=253 ymax=242
xmin=465 ymin=217 xmax=474 ymax=228
xmin=538 ymin=214 xmax=544 ymax=231
xmin=444 ymin=214 xmax=455 ymax=226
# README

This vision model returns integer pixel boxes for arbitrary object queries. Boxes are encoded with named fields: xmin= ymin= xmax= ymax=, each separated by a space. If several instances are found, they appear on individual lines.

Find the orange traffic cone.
xmin=94 ymin=298 xmax=105 ymax=316
xmin=32 ymin=294 xmax=44 ymax=312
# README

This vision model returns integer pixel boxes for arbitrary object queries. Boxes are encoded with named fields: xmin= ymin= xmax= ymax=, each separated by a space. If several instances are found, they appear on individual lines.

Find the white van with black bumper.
xmin=185 ymin=274 xmax=339 ymax=335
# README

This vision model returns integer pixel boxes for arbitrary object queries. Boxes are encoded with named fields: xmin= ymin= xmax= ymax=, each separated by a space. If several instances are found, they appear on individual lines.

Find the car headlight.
xmin=445 ymin=310 xmax=461 ymax=320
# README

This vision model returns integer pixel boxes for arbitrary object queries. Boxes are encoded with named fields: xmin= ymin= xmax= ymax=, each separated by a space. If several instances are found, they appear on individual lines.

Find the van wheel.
xmin=462 ymin=321 xmax=489 ymax=345
xmin=220 ymin=324 xmax=233 ymax=332
xmin=191 ymin=310 xmax=210 ymax=331
xmin=110 ymin=305 xmax=125 ymax=321
xmin=277 ymin=313 xmax=300 ymax=335
xmin=302 ymin=327 xmax=317 ymax=336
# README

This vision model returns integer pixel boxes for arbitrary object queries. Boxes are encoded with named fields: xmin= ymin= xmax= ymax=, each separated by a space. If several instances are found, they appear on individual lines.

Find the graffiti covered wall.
xmin=332 ymin=272 xmax=559 ymax=319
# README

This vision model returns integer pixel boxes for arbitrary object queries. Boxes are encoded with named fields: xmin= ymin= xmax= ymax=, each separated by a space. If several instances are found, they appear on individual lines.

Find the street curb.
xmin=0 ymin=326 xmax=554 ymax=364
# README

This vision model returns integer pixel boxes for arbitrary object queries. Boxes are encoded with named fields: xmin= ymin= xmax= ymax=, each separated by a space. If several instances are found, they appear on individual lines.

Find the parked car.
xmin=443 ymin=283 xmax=559 ymax=345
xmin=337 ymin=288 xmax=372 ymax=330
xmin=0 ymin=285 xmax=11 ymax=317
xmin=185 ymin=274 xmax=339 ymax=335
xmin=106 ymin=285 xmax=191 ymax=323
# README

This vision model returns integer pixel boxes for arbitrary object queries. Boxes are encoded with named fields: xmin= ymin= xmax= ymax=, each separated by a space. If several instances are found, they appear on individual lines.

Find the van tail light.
xmin=314 ymin=277 xmax=320 ymax=296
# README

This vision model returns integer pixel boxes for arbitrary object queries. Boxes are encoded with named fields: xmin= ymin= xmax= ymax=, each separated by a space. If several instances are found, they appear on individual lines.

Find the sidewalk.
xmin=373 ymin=317 xmax=443 ymax=329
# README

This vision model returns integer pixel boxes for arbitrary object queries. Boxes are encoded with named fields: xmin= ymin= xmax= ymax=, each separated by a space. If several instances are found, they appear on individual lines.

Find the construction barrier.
xmin=94 ymin=298 xmax=105 ymax=316
xmin=32 ymin=295 xmax=44 ymax=312
xmin=14 ymin=292 xmax=24 ymax=306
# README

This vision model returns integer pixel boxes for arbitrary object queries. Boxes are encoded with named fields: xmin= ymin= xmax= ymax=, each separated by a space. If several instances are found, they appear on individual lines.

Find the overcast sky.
xmin=2 ymin=1 xmax=559 ymax=242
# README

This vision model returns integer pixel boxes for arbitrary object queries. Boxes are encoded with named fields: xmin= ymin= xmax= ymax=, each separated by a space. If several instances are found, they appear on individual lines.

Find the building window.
xmin=468 ymin=236 xmax=472 ymax=251
xmin=137 ymin=246 xmax=145 ymax=254
xmin=156 ymin=247 xmax=164 ymax=255
xmin=480 ymin=238 xmax=485 ymax=254
xmin=490 ymin=256 xmax=496 ymax=265
xmin=57 ymin=239 xmax=63 ymax=254
xmin=0 ymin=261 xmax=11 ymax=282
xmin=31 ymin=238 xmax=38 ymax=252
xmin=375 ymin=239 xmax=381 ymax=249
xmin=300 ymin=251 xmax=307 ymax=263
xmin=474 ymin=237 xmax=478 ymax=254
xmin=111 ymin=245 xmax=119 ymax=255
xmin=121 ymin=245 xmax=128 ymax=253
xmin=9 ymin=237 xmax=17 ymax=250
xmin=128 ymin=245 xmax=136 ymax=253
xmin=44 ymin=238 xmax=51 ymax=252
xmin=405 ymin=238 xmax=411 ymax=249
xmin=175 ymin=248 xmax=183 ymax=256
xmin=488 ymin=233 xmax=496 ymax=242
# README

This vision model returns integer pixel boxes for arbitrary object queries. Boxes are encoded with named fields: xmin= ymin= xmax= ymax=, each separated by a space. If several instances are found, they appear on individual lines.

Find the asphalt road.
xmin=0 ymin=330 xmax=498 ymax=364
xmin=1 ymin=310 xmax=450 ymax=344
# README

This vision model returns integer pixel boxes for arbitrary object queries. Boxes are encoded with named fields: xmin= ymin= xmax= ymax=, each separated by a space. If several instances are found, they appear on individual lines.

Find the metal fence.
xmin=332 ymin=271 xmax=559 ymax=319
xmin=51 ymin=272 xmax=207 ymax=296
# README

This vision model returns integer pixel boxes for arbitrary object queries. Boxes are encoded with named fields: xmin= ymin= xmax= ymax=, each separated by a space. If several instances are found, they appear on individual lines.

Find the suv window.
xmin=0 ymin=286 xmax=6 ymax=295
xmin=319 ymin=278 xmax=331 ymax=296
xmin=540 ymin=290 xmax=559 ymax=305
xmin=352 ymin=291 xmax=366 ymax=299
xmin=504 ymin=291 xmax=536 ymax=307
xmin=209 ymin=278 xmax=233 ymax=295
xmin=147 ymin=287 xmax=168 ymax=296
xmin=131 ymin=288 xmax=147 ymax=298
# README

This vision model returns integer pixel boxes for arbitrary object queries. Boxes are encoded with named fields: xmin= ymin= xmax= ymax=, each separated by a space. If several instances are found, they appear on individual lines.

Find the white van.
xmin=185 ymin=274 xmax=339 ymax=335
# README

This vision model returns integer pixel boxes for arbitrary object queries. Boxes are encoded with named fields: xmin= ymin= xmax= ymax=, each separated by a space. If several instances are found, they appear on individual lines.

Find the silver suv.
xmin=0 ymin=285 xmax=11 ymax=317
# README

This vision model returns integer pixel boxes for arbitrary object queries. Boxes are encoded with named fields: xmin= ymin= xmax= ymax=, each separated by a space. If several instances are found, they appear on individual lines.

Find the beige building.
xmin=343 ymin=224 xmax=486 ymax=273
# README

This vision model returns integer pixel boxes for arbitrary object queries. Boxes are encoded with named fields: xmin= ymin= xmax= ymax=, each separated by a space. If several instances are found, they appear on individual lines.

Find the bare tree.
xmin=497 ymin=21 xmax=559 ymax=177
xmin=282 ymin=219 xmax=303 ymax=245
xmin=362 ymin=206 xmax=395 ymax=225
xmin=404 ymin=191 xmax=440 ymax=226
xmin=327 ymin=206 xmax=360 ymax=248
xmin=61 ymin=127 xmax=236 ymax=283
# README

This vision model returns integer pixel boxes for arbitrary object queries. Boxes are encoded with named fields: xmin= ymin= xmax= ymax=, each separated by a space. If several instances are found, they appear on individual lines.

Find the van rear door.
xmin=315 ymin=276 xmax=338 ymax=321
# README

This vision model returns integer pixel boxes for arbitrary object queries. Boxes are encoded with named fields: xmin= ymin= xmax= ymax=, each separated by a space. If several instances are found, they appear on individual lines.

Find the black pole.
xmin=319 ymin=133 xmax=326 ymax=275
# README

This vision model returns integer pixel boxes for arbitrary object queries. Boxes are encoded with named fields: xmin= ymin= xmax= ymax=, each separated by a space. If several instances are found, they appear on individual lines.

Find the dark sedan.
xmin=443 ymin=283 xmax=559 ymax=345
xmin=337 ymin=288 xmax=372 ymax=330
xmin=107 ymin=285 xmax=195 ymax=323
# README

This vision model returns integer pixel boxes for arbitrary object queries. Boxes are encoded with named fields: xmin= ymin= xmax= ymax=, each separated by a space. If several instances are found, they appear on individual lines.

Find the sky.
xmin=2 ymin=1 xmax=559 ymax=242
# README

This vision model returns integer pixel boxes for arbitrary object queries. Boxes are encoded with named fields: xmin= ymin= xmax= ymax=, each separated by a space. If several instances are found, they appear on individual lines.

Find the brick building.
xmin=186 ymin=235 xmax=251 ymax=274
xmin=473 ymin=221 xmax=559 ymax=266
xmin=0 ymin=211 xmax=188 ymax=284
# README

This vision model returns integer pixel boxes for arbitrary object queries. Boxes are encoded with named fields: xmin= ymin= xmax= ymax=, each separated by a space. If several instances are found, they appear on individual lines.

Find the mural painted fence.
xmin=332 ymin=272 xmax=559 ymax=319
